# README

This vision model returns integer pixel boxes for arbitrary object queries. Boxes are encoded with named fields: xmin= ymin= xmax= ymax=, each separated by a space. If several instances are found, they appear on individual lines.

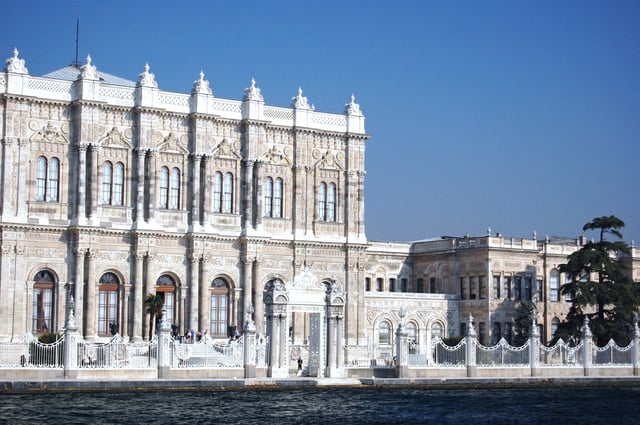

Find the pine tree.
xmin=556 ymin=215 xmax=640 ymax=346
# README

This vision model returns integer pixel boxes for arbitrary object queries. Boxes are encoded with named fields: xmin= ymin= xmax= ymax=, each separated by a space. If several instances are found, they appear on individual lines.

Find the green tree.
xmin=556 ymin=215 xmax=640 ymax=346
xmin=512 ymin=301 xmax=536 ymax=347
xmin=144 ymin=293 xmax=164 ymax=339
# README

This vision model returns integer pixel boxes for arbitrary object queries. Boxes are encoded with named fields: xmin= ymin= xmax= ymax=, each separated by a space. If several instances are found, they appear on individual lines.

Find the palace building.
xmin=1 ymin=50 xmax=638 ymax=365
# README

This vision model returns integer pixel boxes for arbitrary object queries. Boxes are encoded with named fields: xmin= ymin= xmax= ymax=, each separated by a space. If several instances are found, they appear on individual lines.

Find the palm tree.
xmin=144 ymin=293 xmax=164 ymax=339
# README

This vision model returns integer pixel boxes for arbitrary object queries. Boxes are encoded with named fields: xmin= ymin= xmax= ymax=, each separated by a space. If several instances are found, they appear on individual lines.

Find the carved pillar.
xmin=305 ymin=166 xmax=314 ymax=234
xmin=88 ymin=144 xmax=99 ymax=220
xmin=16 ymin=139 xmax=28 ymax=217
xmin=179 ymin=284 xmax=186 ymax=336
xmin=255 ymin=161 xmax=264 ymax=230
xmin=191 ymin=154 xmax=202 ymax=225
xmin=76 ymin=144 xmax=88 ymax=221
xmin=74 ymin=248 xmax=86 ymax=335
xmin=254 ymin=260 xmax=264 ymax=335
xmin=85 ymin=249 xmax=97 ymax=339
xmin=121 ymin=283 xmax=130 ymax=340
xmin=327 ymin=315 xmax=336 ymax=373
xmin=336 ymin=316 xmax=344 ymax=369
xmin=242 ymin=258 xmax=253 ymax=325
xmin=1 ymin=138 xmax=15 ymax=218
xmin=201 ymin=155 xmax=211 ymax=225
xmin=465 ymin=313 xmax=477 ymax=377
xmin=190 ymin=254 xmax=200 ymax=333
xmin=143 ymin=254 xmax=154 ymax=340
xmin=132 ymin=252 xmax=144 ymax=341
xmin=134 ymin=149 xmax=146 ymax=223
xmin=268 ymin=312 xmax=279 ymax=370
xmin=199 ymin=255 xmax=208 ymax=334
xmin=292 ymin=165 xmax=303 ymax=236
xmin=243 ymin=160 xmax=255 ymax=230
xmin=357 ymin=171 xmax=366 ymax=236
xmin=147 ymin=149 xmax=158 ymax=221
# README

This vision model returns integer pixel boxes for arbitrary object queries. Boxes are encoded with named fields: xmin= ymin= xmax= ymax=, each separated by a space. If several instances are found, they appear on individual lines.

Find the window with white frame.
xmin=159 ymin=166 xmax=180 ymax=209
xmin=102 ymin=161 xmax=124 ymax=206
xmin=36 ymin=156 xmax=60 ymax=202
xmin=550 ymin=270 xmax=560 ymax=302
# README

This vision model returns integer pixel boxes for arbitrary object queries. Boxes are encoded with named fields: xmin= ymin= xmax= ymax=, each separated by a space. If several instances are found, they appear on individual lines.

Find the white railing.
xmin=78 ymin=335 xmax=157 ymax=369
xmin=171 ymin=336 xmax=243 ymax=368
xmin=593 ymin=339 xmax=633 ymax=366
xmin=0 ymin=333 xmax=63 ymax=368
xmin=538 ymin=339 xmax=583 ymax=367
xmin=432 ymin=338 xmax=466 ymax=367
xmin=476 ymin=338 xmax=529 ymax=367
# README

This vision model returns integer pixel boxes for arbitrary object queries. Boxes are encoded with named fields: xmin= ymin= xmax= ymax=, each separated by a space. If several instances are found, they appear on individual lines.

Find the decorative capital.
xmin=6 ymin=48 xmax=28 ymax=74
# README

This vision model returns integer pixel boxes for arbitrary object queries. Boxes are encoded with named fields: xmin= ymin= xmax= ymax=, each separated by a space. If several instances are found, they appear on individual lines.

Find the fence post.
xmin=581 ymin=316 xmax=593 ymax=377
xmin=529 ymin=310 xmax=540 ymax=377
xmin=465 ymin=313 xmax=477 ymax=377
xmin=63 ymin=299 xmax=80 ymax=379
xmin=395 ymin=307 xmax=408 ymax=378
xmin=157 ymin=312 xmax=171 ymax=379
xmin=244 ymin=304 xmax=257 ymax=378
xmin=633 ymin=316 xmax=639 ymax=376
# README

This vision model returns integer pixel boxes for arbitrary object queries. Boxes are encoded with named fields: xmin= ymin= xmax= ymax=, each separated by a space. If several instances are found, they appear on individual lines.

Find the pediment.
xmin=158 ymin=133 xmax=188 ymax=154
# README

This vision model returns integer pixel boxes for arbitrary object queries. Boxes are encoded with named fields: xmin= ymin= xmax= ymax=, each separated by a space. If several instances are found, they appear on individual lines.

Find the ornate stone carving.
xmin=192 ymin=71 xmax=213 ymax=95
xmin=30 ymin=122 xmax=69 ymax=144
xmin=137 ymin=63 xmax=157 ymax=88
xmin=243 ymin=78 xmax=263 ymax=101
xmin=5 ymin=48 xmax=28 ymax=74
xmin=291 ymin=87 xmax=314 ymax=110
xmin=80 ymin=55 xmax=99 ymax=80
xmin=344 ymin=94 xmax=362 ymax=116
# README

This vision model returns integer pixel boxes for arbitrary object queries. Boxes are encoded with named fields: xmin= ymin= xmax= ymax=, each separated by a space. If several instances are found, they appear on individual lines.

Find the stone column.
xmin=254 ymin=260 xmax=264 ymax=335
xmin=189 ymin=254 xmax=200 ymax=334
xmin=1 ymin=138 xmax=15 ymax=219
xmin=201 ymin=155 xmax=211 ymax=225
xmin=143 ymin=254 xmax=154 ymax=340
xmin=255 ymin=161 xmax=264 ymax=230
xmin=121 ymin=283 xmax=130 ymax=340
xmin=191 ymin=154 xmax=202 ymax=225
xmin=465 ymin=313 xmax=477 ymax=377
xmin=88 ymin=144 xmax=99 ymax=221
xmin=85 ymin=249 xmax=97 ymax=340
xmin=157 ymin=312 xmax=172 ymax=378
xmin=147 ymin=149 xmax=157 ymax=221
xmin=395 ymin=309 xmax=409 ymax=378
xmin=132 ymin=252 xmax=144 ymax=341
xmin=76 ymin=144 xmax=88 ymax=222
xmin=336 ymin=316 xmax=344 ymax=369
xmin=357 ymin=171 xmax=366 ymax=237
xmin=243 ymin=160 xmax=254 ymax=230
xmin=198 ymin=256 xmax=208 ymax=334
xmin=305 ymin=166 xmax=314 ymax=234
xmin=63 ymin=301 xmax=80 ymax=379
xmin=243 ymin=305 xmax=257 ymax=378
xmin=134 ymin=149 xmax=146 ymax=223
xmin=242 ymin=258 xmax=253 ymax=327
xmin=279 ymin=313 xmax=287 ymax=369
xmin=326 ymin=315 xmax=336 ymax=376
xmin=74 ymin=248 xmax=86 ymax=336
xmin=582 ymin=317 xmax=593 ymax=377
xmin=529 ymin=311 xmax=540 ymax=377
xmin=16 ymin=139 xmax=28 ymax=218
xmin=268 ymin=312 xmax=279 ymax=374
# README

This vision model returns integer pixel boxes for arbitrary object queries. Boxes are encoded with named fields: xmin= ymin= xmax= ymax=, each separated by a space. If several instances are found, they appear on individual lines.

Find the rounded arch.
xmin=32 ymin=268 xmax=58 ymax=334
xmin=155 ymin=273 xmax=180 ymax=328
xmin=209 ymin=276 xmax=231 ymax=338
xmin=98 ymin=271 xmax=121 ymax=336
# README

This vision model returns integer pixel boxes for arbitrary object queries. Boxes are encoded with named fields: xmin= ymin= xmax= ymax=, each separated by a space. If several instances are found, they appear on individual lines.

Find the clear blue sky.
xmin=2 ymin=1 xmax=639 ymax=243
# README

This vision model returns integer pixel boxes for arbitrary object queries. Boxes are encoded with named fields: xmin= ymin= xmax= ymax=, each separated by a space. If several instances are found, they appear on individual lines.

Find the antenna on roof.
xmin=74 ymin=18 xmax=80 ymax=66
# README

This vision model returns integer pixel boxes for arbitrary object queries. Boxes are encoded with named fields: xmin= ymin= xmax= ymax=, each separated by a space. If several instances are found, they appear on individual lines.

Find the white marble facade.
xmin=1 ymin=50 xmax=638 ymax=356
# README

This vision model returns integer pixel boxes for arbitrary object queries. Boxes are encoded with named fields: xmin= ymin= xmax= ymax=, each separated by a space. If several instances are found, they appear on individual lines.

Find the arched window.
xmin=406 ymin=321 xmax=418 ymax=353
xmin=213 ymin=171 xmax=222 ymax=213
xmin=222 ymin=172 xmax=233 ymax=213
xmin=159 ymin=167 xmax=169 ymax=208
xmin=550 ymin=269 xmax=560 ymax=302
xmin=98 ymin=272 xmax=119 ymax=336
xmin=210 ymin=277 xmax=230 ymax=338
xmin=264 ymin=177 xmax=273 ymax=217
xmin=431 ymin=322 xmax=443 ymax=340
xmin=169 ymin=167 xmax=180 ymax=209
xmin=317 ymin=182 xmax=326 ymax=221
xmin=156 ymin=275 xmax=176 ymax=325
xmin=273 ymin=177 xmax=283 ymax=218
xmin=102 ymin=162 xmax=125 ymax=206
xmin=35 ymin=156 xmax=60 ymax=202
xmin=326 ymin=183 xmax=336 ymax=221
xmin=32 ymin=270 xmax=55 ymax=333
xmin=378 ymin=321 xmax=391 ymax=345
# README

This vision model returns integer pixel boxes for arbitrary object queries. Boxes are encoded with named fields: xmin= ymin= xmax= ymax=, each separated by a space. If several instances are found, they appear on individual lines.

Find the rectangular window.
xmin=401 ymin=278 xmax=408 ymax=292
xmin=550 ymin=273 xmax=559 ymax=302
xmin=513 ymin=275 xmax=521 ymax=300
xmin=210 ymin=293 xmax=228 ymax=337
xmin=164 ymin=293 xmax=175 ymax=325
xmin=479 ymin=322 xmax=486 ymax=345
xmin=493 ymin=275 xmax=501 ymax=299
xmin=376 ymin=278 xmax=383 ymax=292
xmin=564 ymin=274 xmax=573 ymax=301
xmin=417 ymin=278 xmax=424 ymax=293
xmin=524 ymin=276 xmax=532 ymax=301
xmin=479 ymin=276 xmax=486 ymax=299
xmin=430 ymin=277 xmax=437 ymax=293
xmin=365 ymin=277 xmax=371 ymax=292
xmin=460 ymin=277 xmax=466 ymax=300
xmin=504 ymin=276 xmax=512 ymax=300
xmin=389 ymin=278 xmax=396 ymax=292
xmin=470 ymin=276 xmax=477 ymax=299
